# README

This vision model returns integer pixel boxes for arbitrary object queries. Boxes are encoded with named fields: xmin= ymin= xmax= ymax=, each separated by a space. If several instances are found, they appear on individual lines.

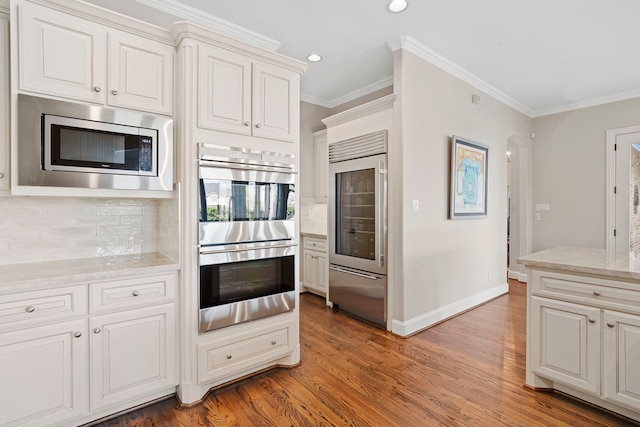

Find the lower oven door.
xmin=199 ymin=243 xmax=296 ymax=332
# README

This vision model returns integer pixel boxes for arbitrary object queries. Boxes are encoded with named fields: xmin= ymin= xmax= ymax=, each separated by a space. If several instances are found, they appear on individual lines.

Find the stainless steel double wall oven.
xmin=198 ymin=145 xmax=296 ymax=332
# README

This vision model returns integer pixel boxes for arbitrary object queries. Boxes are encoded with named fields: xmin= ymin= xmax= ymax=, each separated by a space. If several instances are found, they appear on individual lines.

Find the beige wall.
xmin=392 ymin=49 xmax=532 ymax=332
xmin=531 ymin=97 xmax=640 ymax=251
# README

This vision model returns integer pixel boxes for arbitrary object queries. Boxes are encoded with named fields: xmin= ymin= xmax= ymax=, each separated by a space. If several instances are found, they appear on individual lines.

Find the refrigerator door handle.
xmin=329 ymin=265 xmax=379 ymax=280
xmin=379 ymin=160 xmax=387 ymax=268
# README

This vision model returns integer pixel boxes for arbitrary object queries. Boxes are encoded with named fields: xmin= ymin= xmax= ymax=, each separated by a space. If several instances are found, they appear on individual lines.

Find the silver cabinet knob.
xmin=226 ymin=354 xmax=232 ymax=360
xmin=0 ymin=172 xmax=4 ymax=179
xmin=588 ymin=318 xmax=596 ymax=324
xmin=25 ymin=305 xmax=36 ymax=313
xmin=593 ymin=290 xmax=601 ymax=296
xmin=111 ymin=89 xmax=119 ymax=95
xmin=132 ymin=290 xmax=140 ymax=297
xmin=244 ymin=121 xmax=251 ymax=126
xmin=607 ymin=322 xmax=615 ymax=328
xmin=93 ymin=86 xmax=102 ymax=93
xmin=73 ymin=332 xmax=82 ymax=338
xmin=255 ymin=123 xmax=262 ymax=128
xmin=93 ymin=327 xmax=101 ymax=334
xmin=271 ymin=340 xmax=277 ymax=345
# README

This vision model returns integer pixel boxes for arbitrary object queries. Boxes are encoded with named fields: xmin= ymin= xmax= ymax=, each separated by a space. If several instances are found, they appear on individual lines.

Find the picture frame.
xmin=450 ymin=135 xmax=488 ymax=219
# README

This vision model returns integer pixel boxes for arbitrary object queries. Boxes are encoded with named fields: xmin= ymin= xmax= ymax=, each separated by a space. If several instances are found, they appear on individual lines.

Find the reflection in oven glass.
xmin=200 ymin=179 xmax=295 ymax=222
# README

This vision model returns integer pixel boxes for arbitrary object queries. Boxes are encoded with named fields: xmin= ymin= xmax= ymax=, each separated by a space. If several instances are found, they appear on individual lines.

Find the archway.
xmin=507 ymin=135 xmax=533 ymax=282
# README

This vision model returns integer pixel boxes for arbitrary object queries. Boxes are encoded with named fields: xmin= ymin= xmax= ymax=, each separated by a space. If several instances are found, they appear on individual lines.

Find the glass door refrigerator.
xmin=328 ymin=131 xmax=387 ymax=326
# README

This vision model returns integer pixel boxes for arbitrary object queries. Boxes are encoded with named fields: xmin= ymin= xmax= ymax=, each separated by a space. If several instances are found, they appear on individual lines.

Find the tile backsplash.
xmin=0 ymin=196 xmax=177 ymax=265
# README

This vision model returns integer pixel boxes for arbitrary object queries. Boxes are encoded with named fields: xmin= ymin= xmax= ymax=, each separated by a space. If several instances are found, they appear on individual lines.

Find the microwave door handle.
xmin=379 ymin=160 xmax=387 ymax=268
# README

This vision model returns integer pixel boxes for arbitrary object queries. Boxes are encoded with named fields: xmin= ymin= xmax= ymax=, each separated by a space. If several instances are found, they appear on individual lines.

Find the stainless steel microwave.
xmin=17 ymin=94 xmax=173 ymax=192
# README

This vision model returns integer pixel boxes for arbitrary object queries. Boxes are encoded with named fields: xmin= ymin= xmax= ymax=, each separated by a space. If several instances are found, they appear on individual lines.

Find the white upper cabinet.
xmin=198 ymin=44 xmax=299 ymax=142
xmin=18 ymin=1 xmax=173 ymax=115
xmin=108 ymin=31 xmax=173 ymax=115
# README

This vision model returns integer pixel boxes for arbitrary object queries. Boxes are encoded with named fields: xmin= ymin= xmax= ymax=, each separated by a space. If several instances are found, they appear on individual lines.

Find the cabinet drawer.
xmin=198 ymin=325 xmax=291 ymax=384
xmin=303 ymin=237 xmax=326 ymax=252
xmin=532 ymin=270 xmax=640 ymax=312
xmin=90 ymin=273 xmax=176 ymax=313
xmin=0 ymin=285 xmax=87 ymax=330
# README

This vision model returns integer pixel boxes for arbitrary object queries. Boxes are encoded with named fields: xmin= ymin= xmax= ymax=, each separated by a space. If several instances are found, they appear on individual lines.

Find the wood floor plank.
xmin=93 ymin=280 xmax=639 ymax=427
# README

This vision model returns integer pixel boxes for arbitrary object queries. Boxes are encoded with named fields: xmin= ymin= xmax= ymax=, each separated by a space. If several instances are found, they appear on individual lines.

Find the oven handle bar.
xmin=199 ymin=159 xmax=296 ymax=174
xmin=329 ymin=265 xmax=379 ymax=280
xmin=199 ymin=242 xmax=297 ymax=255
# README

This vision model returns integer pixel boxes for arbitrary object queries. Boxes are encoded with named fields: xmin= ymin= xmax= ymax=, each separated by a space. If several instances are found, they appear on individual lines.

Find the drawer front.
xmin=532 ymin=270 xmax=640 ymax=312
xmin=0 ymin=285 xmax=87 ymax=330
xmin=198 ymin=325 xmax=291 ymax=384
xmin=303 ymin=237 xmax=327 ymax=252
xmin=90 ymin=273 xmax=176 ymax=314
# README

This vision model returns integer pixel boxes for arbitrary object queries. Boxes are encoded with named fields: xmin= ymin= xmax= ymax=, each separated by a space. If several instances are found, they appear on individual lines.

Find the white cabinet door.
xmin=303 ymin=251 xmax=317 ymax=290
xmin=89 ymin=303 xmax=176 ymax=411
xmin=252 ymin=61 xmax=299 ymax=142
xmin=18 ymin=2 xmax=106 ymax=103
xmin=108 ymin=31 xmax=174 ymax=115
xmin=603 ymin=310 xmax=640 ymax=410
xmin=198 ymin=45 xmax=252 ymax=135
xmin=0 ymin=13 xmax=9 ymax=191
xmin=0 ymin=319 xmax=87 ymax=427
xmin=315 ymin=252 xmax=328 ymax=293
xmin=314 ymin=130 xmax=328 ymax=202
xmin=530 ymin=296 xmax=601 ymax=395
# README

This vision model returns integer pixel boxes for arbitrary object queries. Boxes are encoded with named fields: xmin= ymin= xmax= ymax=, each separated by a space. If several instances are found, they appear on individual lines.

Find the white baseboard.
xmin=507 ymin=270 xmax=528 ymax=283
xmin=391 ymin=282 xmax=509 ymax=337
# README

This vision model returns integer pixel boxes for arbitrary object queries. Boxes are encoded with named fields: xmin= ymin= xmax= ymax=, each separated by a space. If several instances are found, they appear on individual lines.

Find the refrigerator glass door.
xmin=329 ymin=154 xmax=386 ymax=275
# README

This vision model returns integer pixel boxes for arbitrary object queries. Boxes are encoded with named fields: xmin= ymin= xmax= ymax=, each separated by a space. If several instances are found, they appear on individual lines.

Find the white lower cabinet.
xmin=0 ymin=272 xmax=177 ymax=427
xmin=0 ymin=319 xmax=87 ymax=427
xmin=603 ymin=310 xmax=640 ymax=410
xmin=197 ymin=321 xmax=292 ymax=385
xmin=527 ymin=269 xmax=640 ymax=419
xmin=89 ymin=303 xmax=176 ymax=411
xmin=530 ymin=296 xmax=600 ymax=395
xmin=302 ymin=236 xmax=327 ymax=295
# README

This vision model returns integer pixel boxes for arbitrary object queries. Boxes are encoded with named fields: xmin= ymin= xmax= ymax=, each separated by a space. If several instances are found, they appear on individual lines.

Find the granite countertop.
xmin=517 ymin=246 xmax=640 ymax=281
xmin=0 ymin=252 xmax=180 ymax=294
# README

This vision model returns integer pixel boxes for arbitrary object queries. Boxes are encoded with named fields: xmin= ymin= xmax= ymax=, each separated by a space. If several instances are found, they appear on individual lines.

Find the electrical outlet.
xmin=412 ymin=200 xmax=419 ymax=211
xmin=125 ymin=236 xmax=135 ymax=251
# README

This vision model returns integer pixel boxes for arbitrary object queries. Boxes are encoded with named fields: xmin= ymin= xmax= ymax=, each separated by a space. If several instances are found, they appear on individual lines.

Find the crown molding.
xmin=387 ymin=35 xmax=534 ymax=118
xmin=531 ymin=89 xmax=640 ymax=118
xmin=322 ymin=94 xmax=397 ymax=128
xmin=133 ymin=0 xmax=281 ymax=52
xmin=301 ymin=76 xmax=394 ymax=109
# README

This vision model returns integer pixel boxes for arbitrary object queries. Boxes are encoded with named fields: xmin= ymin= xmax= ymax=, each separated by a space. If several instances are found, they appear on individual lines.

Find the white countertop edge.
xmin=0 ymin=253 xmax=180 ymax=294
xmin=517 ymin=246 xmax=640 ymax=282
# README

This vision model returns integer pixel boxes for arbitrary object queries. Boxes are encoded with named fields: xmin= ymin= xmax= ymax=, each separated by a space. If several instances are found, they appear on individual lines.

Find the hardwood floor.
xmin=95 ymin=280 xmax=638 ymax=426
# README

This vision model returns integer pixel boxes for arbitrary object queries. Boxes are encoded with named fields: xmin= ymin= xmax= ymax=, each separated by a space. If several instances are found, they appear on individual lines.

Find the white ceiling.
xmin=88 ymin=0 xmax=640 ymax=117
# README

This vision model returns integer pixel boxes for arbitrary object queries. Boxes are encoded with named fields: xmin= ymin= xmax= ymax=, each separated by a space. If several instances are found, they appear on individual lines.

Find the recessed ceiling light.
xmin=307 ymin=54 xmax=322 ymax=63
xmin=387 ymin=0 xmax=408 ymax=13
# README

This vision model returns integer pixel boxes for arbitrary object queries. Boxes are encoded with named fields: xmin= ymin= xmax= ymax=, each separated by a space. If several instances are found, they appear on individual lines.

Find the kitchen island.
xmin=518 ymin=246 xmax=640 ymax=423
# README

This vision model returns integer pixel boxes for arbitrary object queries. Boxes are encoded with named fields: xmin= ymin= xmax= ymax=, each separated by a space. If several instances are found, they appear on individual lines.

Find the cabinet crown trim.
xmin=322 ymin=94 xmax=397 ymax=128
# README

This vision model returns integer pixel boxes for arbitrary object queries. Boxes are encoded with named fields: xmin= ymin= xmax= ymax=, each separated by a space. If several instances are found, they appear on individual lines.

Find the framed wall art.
xmin=450 ymin=135 xmax=488 ymax=219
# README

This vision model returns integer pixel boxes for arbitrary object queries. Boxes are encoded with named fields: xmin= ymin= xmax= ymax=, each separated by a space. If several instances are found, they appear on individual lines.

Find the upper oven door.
xmin=199 ymin=162 xmax=296 ymax=247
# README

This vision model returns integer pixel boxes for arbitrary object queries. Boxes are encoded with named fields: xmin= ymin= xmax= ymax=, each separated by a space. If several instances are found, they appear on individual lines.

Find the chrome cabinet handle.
xmin=132 ymin=290 xmax=140 ymax=297
xmin=607 ymin=322 xmax=615 ymax=328
xmin=93 ymin=86 xmax=102 ymax=93
xmin=226 ymin=354 xmax=232 ymax=360
xmin=588 ymin=318 xmax=596 ymax=324
xmin=0 ymin=172 xmax=4 ymax=179
xmin=25 ymin=305 xmax=35 ymax=313
xmin=244 ymin=121 xmax=251 ymax=126
xmin=111 ymin=89 xmax=119 ymax=95
xmin=593 ymin=290 xmax=601 ymax=296
xmin=255 ymin=123 xmax=262 ymax=128
xmin=93 ymin=327 xmax=101 ymax=334
xmin=73 ymin=332 xmax=82 ymax=338
xmin=271 ymin=340 xmax=277 ymax=345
